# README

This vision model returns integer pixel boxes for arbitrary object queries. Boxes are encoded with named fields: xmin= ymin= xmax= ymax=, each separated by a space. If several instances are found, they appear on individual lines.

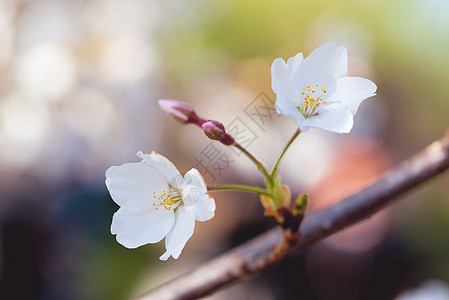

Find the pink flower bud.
xmin=158 ymin=99 xmax=206 ymax=126
xmin=202 ymin=120 xmax=235 ymax=145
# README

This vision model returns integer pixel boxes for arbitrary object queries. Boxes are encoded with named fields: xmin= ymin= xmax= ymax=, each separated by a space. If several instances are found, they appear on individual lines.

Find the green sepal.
xmin=292 ymin=194 xmax=308 ymax=217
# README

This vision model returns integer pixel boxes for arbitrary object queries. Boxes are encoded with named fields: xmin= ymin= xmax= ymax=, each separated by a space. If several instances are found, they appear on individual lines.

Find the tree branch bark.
xmin=135 ymin=132 xmax=449 ymax=300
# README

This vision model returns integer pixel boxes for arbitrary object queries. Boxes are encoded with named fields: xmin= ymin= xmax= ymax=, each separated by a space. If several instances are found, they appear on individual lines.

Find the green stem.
xmin=271 ymin=128 xmax=301 ymax=177
xmin=233 ymin=142 xmax=273 ymax=187
xmin=207 ymin=185 xmax=272 ymax=196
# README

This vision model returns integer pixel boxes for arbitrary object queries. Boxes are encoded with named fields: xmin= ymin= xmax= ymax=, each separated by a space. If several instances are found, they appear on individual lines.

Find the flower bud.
xmin=202 ymin=120 xmax=235 ymax=145
xmin=158 ymin=99 xmax=206 ymax=126
xmin=292 ymin=193 xmax=308 ymax=217
xmin=290 ymin=193 xmax=308 ymax=232
xmin=260 ymin=194 xmax=276 ymax=218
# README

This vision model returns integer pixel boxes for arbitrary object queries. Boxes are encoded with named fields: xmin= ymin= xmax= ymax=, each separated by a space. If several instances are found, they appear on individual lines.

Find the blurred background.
xmin=0 ymin=0 xmax=448 ymax=299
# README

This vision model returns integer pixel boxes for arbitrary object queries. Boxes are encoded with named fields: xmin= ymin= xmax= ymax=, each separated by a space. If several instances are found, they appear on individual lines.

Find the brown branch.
xmin=135 ymin=132 xmax=449 ymax=300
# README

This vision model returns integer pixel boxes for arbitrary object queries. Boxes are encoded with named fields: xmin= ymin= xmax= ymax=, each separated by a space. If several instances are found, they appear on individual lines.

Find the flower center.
xmin=297 ymin=84 xmax=327 ymax=118
xmin=152 ymin=188 xmax=183 ymax=211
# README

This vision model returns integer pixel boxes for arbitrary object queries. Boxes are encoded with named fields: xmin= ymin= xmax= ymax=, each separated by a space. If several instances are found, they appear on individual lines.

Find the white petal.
xmin=159 ymin=206 xmax=196 ymax=260
xmin=326 ymin=77 xmax=377 ymax=114
xmin=194 ymin=194 xmax=216 ymax=222
xmin=272 ymin=53 xmax=303 ymax=97
xmin=275 ymin=95 xmax=310 ymax=131
xmin=297 ymin=64 xmax=337 ymax=96
xmin=149 ymin=151 xmax=176 ymax=169
xmin=137 ymin=151 xmax=183 ymax=186
xmin=105 ymin=162 xmax=168 ymax=212
xmin=271 ymin=58 xmax=288 ymax=94
xmin=111 ymin=207 xmax=175 ymax=249
xmin=182 ymin=168 xmax=207 ymax=206
xmin=302 ymin=108 xmax=354 ymax=133
xmin=286 ymin=52 xmax=304 ymax=81
xmin=303 ymin=42 xmax=348 ymax=80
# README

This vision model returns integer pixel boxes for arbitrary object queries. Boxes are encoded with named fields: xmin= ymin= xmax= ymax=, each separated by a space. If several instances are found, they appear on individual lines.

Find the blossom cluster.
xmin=105 ymin=42 xmax=376 ymax=260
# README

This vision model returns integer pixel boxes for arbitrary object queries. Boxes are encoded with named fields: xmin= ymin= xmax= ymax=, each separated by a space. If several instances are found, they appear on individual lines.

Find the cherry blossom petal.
xmin=106 ymin=162 xmax=167 ymax=212
xmin=302 ymin=108 xmax=354 ymax=133
xmin=272 ymin=53 xmax=304 ymax=97
xmin=193 ymin=194 xmax=216 ymax=222
xmin=275 ymin=95 xmax=309 ymax=131
xmin=286 ymin=52 xmax=304 ymax=80
xmin=111 ymin=207 xmax=175 ymax=249
xmin=159 ymin=206 xmax=196 ymax=260
xmin=302 ymin=42 xmax=348 ymax=80
xmin=297 ymin=64 xmax=337 ymax=96
xmin=137 ymin=151 xmax=182 ymax=186
xmin=184 ymin=168 xmax=207 ymax=197
xmin=326 ymin=77 xmax=377 ymax=114
xmin=271 ymin=58 xmax=288 ymax=94
xmin=182 ymin=169 xmax=207 ymax=206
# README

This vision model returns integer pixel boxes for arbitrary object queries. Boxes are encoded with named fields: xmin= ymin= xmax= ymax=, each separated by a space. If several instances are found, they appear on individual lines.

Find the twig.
xmin=135 ymin=132 xmax=449 ymax=300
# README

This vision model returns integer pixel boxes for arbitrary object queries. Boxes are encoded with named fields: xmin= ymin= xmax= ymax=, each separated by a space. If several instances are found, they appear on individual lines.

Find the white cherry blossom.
xmin=272 ymin=42 xmax=377 ymax=133
xmin=105 ymin=151 xmax=215 ymax=260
